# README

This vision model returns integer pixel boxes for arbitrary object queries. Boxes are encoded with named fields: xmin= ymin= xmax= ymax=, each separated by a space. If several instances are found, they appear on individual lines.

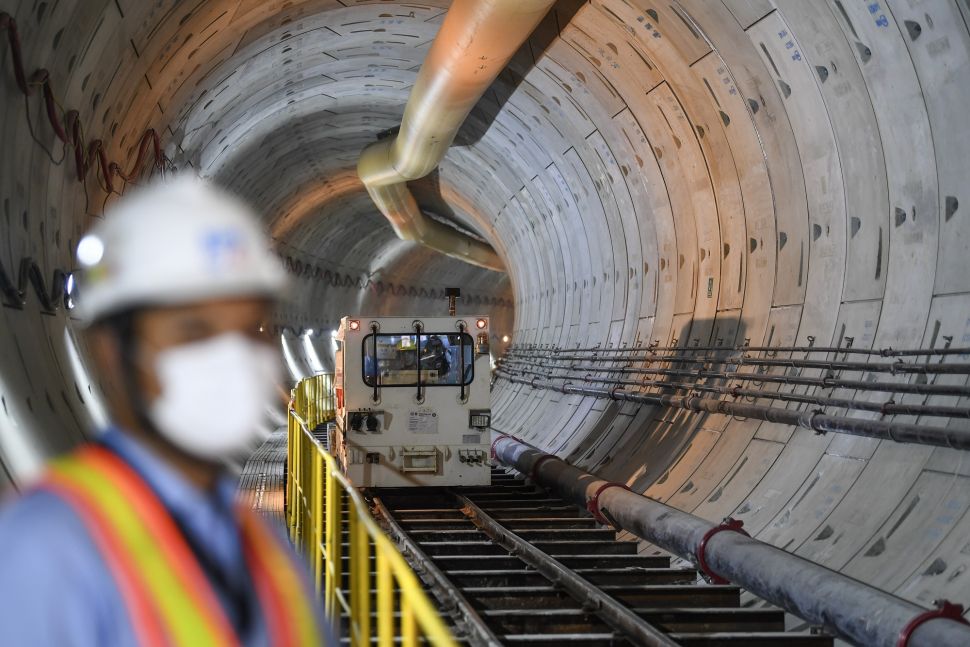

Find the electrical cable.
xmin=0 ymin=12 xmax=173 ymax=195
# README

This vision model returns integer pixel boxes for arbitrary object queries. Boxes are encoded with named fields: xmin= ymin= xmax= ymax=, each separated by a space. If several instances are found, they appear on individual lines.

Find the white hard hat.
xmin=75 ymin=175 xmax=288 ymax=323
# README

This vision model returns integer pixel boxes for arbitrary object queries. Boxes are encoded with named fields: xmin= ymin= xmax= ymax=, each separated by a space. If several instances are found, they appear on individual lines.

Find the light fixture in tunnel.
xmin=280 ymin=333 xmax=305 ymax=382
xmin=76 ymin=235 xmax=104 ymax=266
xmin=64 ymin=273 xmax=78 ymax=310
xmin=476 ymin=318 xmax=487 ymax=330
xmin=302 ymin=332 xmax=325 ymax=375
xmin=349 ymin=320 xmax=360 ymax=331
xmin=502 ymin=335 xmax=510 ymax=343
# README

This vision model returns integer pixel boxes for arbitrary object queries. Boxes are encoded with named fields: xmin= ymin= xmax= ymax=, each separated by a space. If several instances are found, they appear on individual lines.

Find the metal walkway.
xmin=238 ymin=429 xmax=288 ymax=523
xmin=371 ymin=468 xmax=833 ymax=646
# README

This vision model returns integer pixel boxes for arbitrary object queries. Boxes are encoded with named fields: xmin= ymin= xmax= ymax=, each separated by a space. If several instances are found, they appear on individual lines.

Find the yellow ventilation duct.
xmin=358 ymin=0 xmax=556 ymax=272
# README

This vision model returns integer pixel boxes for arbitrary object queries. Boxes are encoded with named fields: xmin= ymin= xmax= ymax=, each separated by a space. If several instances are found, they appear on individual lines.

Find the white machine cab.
xmin=332 ymin=315 xmax=492 ymax=487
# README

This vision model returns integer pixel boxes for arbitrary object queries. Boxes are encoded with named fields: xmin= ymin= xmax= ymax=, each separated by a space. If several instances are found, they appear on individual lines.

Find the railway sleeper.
xmin=443 ymin=567 xmax=697 ymax=587
xmin=482 ymin=607 xmax=788 ymax=634
xmin=367 ymin=478 xmax=832 ymax=646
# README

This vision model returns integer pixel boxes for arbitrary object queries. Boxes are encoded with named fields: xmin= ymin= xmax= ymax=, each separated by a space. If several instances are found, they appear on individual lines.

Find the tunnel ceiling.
xmin=3 ymin=0 xmax=970 ymax=620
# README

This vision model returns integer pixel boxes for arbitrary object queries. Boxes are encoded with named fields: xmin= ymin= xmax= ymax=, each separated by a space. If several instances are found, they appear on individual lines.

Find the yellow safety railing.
xmin=286 ymin=374 xmax=457 ymax=647
xmin=291 ymin=372 xmax=336 ymax=430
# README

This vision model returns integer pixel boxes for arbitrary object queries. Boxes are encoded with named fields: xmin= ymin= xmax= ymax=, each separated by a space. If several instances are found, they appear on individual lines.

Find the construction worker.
xmin=0 ymin=176 xmax=330 ymax=646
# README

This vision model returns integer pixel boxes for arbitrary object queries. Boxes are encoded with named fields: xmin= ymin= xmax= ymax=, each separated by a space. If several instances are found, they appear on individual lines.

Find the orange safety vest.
xmin=36 ymin=445 xmax=322 ymax=647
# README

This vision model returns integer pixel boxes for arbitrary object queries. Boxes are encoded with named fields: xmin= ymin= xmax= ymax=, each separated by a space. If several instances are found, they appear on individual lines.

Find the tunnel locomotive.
xmin=331 ymin=311 xmax=492 ymax=487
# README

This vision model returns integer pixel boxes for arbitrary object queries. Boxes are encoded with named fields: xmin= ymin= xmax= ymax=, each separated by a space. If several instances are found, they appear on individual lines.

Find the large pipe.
xmin=357 ymin=0 xmax=556 ymax=271
xmin=492 ymin=435 xmax=970 ymax=647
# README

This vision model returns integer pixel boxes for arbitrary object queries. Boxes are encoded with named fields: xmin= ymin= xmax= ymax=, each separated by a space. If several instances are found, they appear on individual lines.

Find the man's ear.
xmin=83 ymin=325 xmax=126 ymax=406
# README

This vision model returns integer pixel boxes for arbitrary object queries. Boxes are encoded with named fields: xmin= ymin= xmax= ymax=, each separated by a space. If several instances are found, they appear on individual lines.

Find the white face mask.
xmin=148 ymin=332 xmax=280 ymax=461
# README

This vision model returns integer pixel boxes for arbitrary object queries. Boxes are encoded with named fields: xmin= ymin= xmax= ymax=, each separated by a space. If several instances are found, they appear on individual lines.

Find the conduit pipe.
xmin=497 ymin=360 xmax=970 ymax=415
xmin=511 ymin=344 xmax=970 ymax=357
xmin=503 ymin=366 xmax=970 ymax=419
xmin=505 ymin=349 xmax=970 ymax=376
xmin=357 ymin=0 xmax=555 ymax=271
xmin=497 ymin=360 xmax=970 ymax=397
xmin=495 ymin=371 xmax=970 ymax=450
xmin=492 ymin=435 xmax=970 ymax=647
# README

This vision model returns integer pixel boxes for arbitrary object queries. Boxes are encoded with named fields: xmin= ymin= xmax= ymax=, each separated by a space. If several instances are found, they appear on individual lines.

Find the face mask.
xmin=148 ymin=332 xmax=280 ymax=460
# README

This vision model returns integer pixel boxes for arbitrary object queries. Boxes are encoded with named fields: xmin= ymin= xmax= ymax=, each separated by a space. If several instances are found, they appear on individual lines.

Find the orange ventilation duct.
xmin=358 ymin=0 xmax=556 ymax=272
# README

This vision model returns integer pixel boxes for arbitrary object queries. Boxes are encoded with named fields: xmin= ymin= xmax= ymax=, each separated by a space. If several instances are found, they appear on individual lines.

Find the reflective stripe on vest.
xmin=40 ymin=445 xmax=321 ymax=647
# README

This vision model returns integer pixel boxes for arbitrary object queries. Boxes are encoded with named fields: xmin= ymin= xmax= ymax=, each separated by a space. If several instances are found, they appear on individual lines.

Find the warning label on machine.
xmin=408 ymin=409 xmax=439 ymax=434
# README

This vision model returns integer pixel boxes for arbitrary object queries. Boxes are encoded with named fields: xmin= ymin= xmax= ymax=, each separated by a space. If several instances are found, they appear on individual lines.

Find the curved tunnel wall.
xmin=0 ymin=0 xmax=969 ymax=616
xmin=487 ymin=0 xmax=970 ymax=613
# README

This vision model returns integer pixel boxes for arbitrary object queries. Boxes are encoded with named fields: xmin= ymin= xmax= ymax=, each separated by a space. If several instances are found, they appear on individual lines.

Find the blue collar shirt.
xmin=0 ymin=427 xmax=329 ymax=646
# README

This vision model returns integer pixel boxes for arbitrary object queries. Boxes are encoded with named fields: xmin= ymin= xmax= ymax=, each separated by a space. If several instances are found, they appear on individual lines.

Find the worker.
xmin=0 ymin=176 xmax=330 ymax=646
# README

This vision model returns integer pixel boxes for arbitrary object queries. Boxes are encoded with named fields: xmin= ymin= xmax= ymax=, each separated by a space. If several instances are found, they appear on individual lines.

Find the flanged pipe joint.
xmin=492 ymin=434 xmax=970 ymax=647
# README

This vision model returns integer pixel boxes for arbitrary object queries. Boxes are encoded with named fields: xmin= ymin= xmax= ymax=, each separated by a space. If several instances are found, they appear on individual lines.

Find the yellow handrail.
xmin=286 ymin=375 xmax=458 ymax=647
xmin=291 ymin=373 xmax=336 ymax=430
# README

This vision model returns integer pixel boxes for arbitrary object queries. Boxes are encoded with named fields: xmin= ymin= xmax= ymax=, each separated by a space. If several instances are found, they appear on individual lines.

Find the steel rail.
xmin=508 ymin=344 xmax=970 ymax=357
xmin=371 ymin=497 xmax=502 ymax=646
xmin=497 ymin=358 xmax=970 ymax=397
xmin=498 ymin=366 xmax=970 ymax=418
xmin=491 ymin=436 xmax=970 ymax=647
xmin=453 ymin=492 xmax=680 ymax=647
xmin=495 ymin=370 xmax=970 ymax=450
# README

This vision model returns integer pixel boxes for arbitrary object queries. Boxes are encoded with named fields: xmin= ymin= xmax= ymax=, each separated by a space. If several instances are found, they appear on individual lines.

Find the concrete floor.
xmin=0 ymin=0 xmax=968 ymax=621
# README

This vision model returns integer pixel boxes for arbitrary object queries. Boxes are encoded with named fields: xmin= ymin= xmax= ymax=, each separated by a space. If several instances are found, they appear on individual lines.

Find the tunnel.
xmin=1 ymin=0 xmax=969 ymax=642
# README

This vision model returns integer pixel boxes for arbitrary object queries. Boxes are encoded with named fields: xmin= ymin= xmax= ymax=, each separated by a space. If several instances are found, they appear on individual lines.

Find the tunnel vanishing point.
xmin=1 ymin=0 xmax=969 ymax=644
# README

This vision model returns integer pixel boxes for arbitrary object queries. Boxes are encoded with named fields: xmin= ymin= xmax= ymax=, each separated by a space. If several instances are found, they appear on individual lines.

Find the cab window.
xmin=362 ymin=333 xmax=474 ymax=387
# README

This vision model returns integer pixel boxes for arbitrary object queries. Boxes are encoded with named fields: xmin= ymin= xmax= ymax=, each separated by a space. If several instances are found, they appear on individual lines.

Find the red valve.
xmin=897 ymin=600 xmax=969 ymax=647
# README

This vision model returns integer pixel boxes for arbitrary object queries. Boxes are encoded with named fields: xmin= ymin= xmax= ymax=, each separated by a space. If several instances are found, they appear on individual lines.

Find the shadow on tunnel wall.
xmin=408 ymin=170 xmax=465 ymax=233
xmin=453 ymin=0 xmax=587 ymax=147
xmin=561 ymin=315 xmax=746 ymax=494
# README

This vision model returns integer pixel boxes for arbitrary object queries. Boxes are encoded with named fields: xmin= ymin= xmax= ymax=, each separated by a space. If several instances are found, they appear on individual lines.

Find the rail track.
xmin=368 ymin=468 xmax=833 ymax=646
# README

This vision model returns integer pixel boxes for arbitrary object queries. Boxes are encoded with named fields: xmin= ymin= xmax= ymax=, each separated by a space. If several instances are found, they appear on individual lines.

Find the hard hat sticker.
xmin=202 ymin=229 xmax=247 ymax=271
